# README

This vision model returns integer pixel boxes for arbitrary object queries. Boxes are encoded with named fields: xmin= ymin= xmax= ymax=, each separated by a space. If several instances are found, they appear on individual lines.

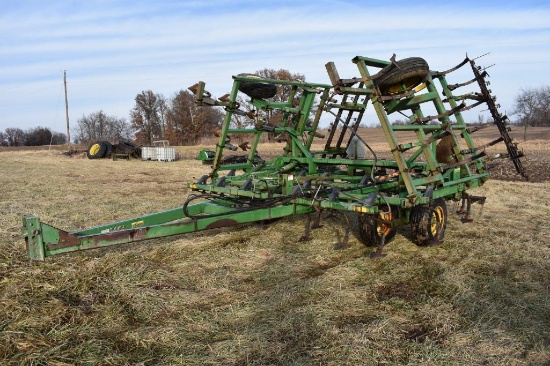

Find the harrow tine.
xmin=457 ymin=193 xmax=487 ymax=223
xmin=370 ymin=233 xmax=387 ymax=259
xmin=333 ymin=226 xmax=351 ymax=250
xmin=431 ymin=56 xmax=470 ymax=76
xmin=299 ymin=214 xmax=313 ymax=242
xmin=447 ymin=71 xmax=488 ymax=91
xmin=333 ymin=210 xmax=352 ymax=250
xmin=470 ymin=58 xmax=528 ymax=180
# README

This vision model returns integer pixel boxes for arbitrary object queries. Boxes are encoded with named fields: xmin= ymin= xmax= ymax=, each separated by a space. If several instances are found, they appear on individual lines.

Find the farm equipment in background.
xmin=23 ymin=54 xmax=528 ymax=260
xmin=86 ymin=140 xmax=141 ymax=160
xmin=141 ymin=140 xmax=177 ymax=162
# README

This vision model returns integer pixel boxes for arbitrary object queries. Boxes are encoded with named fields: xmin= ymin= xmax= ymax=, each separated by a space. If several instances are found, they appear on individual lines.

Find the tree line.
xmin=3 ymin=74 xmax=547 ymax=147
xmin=129 ymin=90 xmax=224 ymax=146
xmin=2 ymin=68 xmax=300 ymax=147
xmin=70 ymin=90 xmax=224 ymax=147
xmin=70 ymin=69 xmax=304 ymax=146
xmin=0 ymin=127 xmax=66 ymax=147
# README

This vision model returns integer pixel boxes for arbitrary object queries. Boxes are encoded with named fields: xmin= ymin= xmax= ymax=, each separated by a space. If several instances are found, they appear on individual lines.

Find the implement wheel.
xmin=237 ymin=73 xmax=277 ymax=99
xmin=410 ymin=198 xmax=447 ymax=246
xmin=376 ymin=57 xmax=430 ymax=95
xmin=350 ymin=209 xmax=397 ymax=247
xmin=87 ymin=141 xmax=110 ymax=159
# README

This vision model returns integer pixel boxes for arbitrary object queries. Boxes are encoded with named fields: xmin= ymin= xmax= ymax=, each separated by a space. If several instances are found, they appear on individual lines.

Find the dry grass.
xmin=0 ymin=137 xmax=549 ymax=365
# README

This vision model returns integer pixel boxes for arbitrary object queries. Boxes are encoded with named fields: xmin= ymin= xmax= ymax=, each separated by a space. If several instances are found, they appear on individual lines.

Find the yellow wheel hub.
xmin=377 ymin=210 xmax=393 ymax=237
xmin=430 ymin=206 xmax=445 ymax=237
xmin=90 ymin=144 xmax=101 ymax=155
xmin=386 ymin=78 xmax=425 ymax=95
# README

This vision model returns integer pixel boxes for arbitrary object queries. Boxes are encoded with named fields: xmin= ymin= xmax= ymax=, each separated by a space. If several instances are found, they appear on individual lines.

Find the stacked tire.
xmin=86 ymin=141 xmax=112 ymax=159
xmin=86 ymin=140 xmax=141 ymax=159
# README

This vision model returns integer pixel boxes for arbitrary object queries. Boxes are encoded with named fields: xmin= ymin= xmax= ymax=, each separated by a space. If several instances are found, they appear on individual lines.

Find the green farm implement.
xmin=23 ymin=54 xmax=527 ymax=260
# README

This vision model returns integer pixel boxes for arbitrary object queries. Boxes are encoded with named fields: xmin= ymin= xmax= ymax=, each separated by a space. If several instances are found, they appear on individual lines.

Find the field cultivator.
xmin=23 ymin=54 xmax=527 ymax=260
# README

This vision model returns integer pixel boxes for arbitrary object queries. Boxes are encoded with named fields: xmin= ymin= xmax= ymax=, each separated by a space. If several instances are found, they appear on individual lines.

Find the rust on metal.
xmin=416 ymin=102 xmax=466 ymax=124
xmin=48 ymin=230 xmax=80 ymax=249
xmin=447 ymin=71 xmax=488 ymax=91
xmin=205 ymin=219 xmax=239 ymax=230
xmin=431 ymin=56 xmax=470 ymax=76
xmin=47 ymin=227 xmax=149 ymax=250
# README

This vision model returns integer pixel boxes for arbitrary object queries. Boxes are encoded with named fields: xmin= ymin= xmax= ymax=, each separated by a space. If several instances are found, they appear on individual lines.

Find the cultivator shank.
xmin=23 ymin=54 xmax=527 ymax=260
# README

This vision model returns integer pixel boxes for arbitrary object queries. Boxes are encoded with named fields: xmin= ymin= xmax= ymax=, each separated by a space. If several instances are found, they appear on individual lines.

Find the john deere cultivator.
xmin=23 ymin=54 xmax=527 ymax=260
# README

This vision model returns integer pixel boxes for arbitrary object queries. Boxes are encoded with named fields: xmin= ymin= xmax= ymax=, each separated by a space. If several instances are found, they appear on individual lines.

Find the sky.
xmin=1 ymin=0 xmax=549 ymax=136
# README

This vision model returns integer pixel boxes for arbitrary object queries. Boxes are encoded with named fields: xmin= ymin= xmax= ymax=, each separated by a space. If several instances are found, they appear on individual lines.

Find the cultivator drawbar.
xmin=23 ymin=54 xmax=527 ymax=260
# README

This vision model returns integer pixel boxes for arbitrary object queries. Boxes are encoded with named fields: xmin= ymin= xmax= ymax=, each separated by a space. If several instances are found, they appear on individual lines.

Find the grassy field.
xmin=0 ymin=131 xmax=549 ymax=365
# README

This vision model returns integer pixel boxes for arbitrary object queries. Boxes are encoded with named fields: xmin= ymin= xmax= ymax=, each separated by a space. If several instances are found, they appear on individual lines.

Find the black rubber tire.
xmin=87 ymin=141 xmax=109 ymax=159
xmin=104 ymin=141 xmax=113 ymax=158
xmin=410 ymin=198 xmax=447 ymax=246
xmin=376 ymin=57 xmax=430 ymax=95
xmin=237 ymin=73 xmax=277 ymax=99
xmin=349 ymin=210 xmax=397 ymax=247
xmin=116 ymin=141 xmax=140 ymax=157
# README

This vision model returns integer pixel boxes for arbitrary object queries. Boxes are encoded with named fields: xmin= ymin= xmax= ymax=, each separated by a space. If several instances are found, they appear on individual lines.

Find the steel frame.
xmin=23 ymin=54 xmax=525 ymax=260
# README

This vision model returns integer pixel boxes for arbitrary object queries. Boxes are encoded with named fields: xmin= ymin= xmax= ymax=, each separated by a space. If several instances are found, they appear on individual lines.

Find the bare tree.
xmin=73 ymin=110 xmax=132 ymax=144
xmin=195 ymin=103 xmax=224 ymax=141
xmin=73 ymin=111 xmax=107 ymax=142
xmin=538 ymin=85 xmax=550 ymax=126
xmin=131 ymin=90 xmax=164 ymax=145
xmin=232 ymin=69 xmax=307 ymax=135
xmin=109 ymin=117 xmax=133 ymax=141
xmin=166 ymin=90 xmax=193 ymax=145
xmin=25 ymin=127 xmax=52 ymax=146
xmin=51 ymin=132 xmax=67 ymax=145
xmin=157 ymin=94 xmax=168 ymax=139
xmin=513 ymin=86 xmax=550 ymax=140
xmin=0 ymin=131 xmax=7 ymax=146
xmin=4 ymin=128 xmax=25 ymax=146
xmin=166 ymin=90 xmax=223 ymax=145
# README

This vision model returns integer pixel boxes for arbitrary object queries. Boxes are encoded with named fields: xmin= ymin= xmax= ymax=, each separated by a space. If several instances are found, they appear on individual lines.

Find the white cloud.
xmin=1 ymin=0 xmax=549 ymax=132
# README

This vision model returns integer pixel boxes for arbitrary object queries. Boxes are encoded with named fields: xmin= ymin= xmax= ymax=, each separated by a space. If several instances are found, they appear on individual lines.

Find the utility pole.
xmin=64 ymin=70 xmax=71 ymax=150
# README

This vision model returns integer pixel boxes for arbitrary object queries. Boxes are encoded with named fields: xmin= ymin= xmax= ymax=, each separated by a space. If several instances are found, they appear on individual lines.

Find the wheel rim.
xmin=386 ymin=76 xmax=425 ymax=94
xmin=377 ymin=211 xmax=393 ymax=237
xmin=90 ymin=143 xmax=101 ymax=155
xmin=430 ymin=206 xmax=445 ymax=237
xmin=413 ymin=83 xmax=427 ymax=93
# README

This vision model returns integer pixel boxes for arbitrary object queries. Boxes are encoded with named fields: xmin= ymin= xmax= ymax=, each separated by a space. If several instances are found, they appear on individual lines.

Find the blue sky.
xmin=1 ymin=0 xmax=549 ymax=134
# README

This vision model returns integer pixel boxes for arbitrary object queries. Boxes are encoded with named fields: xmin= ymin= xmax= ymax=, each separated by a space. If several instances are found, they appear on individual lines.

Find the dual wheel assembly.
xmin=87 ymin=141 xmax=112 ymax=159
xmin=350 ymin=199 xmax=447 ymax=248
xmin=86 ymin=141 xmax=141 ymax=159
